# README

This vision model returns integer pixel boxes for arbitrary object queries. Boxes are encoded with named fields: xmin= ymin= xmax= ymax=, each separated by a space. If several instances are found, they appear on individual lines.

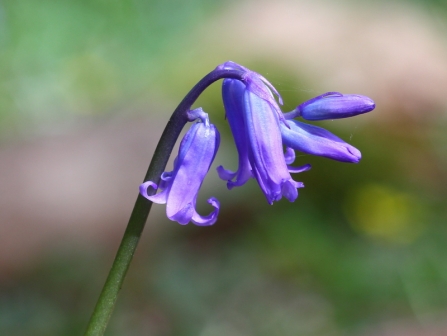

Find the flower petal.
xmin=191 ymin=197 xmax=220 ymax=226
xmin=219 ymin=79 xmax=253 ymax=188
xmin=140 ymin=181 xmax=170 ymax=204
xmin=280 ymin=179 xmax=299 ymax=202
xmin=284 ymin=147 xmax=296 ymax=164
xmin=288 ymin=163 xmax=312 ymax=174
xmin=159 ymin=171 xmax=174 ymax=189
xmin=169 ymin=202 xmax=194 ymax=225
xmin=216 ymin=165 xmax=237 ymax=181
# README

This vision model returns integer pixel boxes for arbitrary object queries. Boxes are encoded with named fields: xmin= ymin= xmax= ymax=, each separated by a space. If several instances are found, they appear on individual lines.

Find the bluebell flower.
xmin=139 ymin=109 xmax=220 ymax=226
xmin=284 ymin=92 xmax=375 ymax=121
xmin=217 ymin=67 xmax=310 ymax=204
xmin=280 ymin=119 xmax=362 ymax=163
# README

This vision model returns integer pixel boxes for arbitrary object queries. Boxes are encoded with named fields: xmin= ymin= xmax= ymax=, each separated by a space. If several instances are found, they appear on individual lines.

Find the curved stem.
xmin=84 ymin=69 xmax=244 ymax=336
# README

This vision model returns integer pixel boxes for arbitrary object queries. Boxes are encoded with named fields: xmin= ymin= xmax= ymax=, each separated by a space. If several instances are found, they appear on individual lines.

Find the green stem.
xmin=84 ymin=69 xmax=244 ymax=336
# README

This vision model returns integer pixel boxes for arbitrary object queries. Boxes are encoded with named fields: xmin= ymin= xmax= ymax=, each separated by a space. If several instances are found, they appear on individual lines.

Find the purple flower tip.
xmin=140 ymin=116 xmax=220 ymax=226
xmin=298 ymin=92 xmax=375 ymax=121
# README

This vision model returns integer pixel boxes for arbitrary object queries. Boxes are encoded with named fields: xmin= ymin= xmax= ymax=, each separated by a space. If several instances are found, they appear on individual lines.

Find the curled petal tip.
xmin=191 ymin=197 xmax=220 ymax=226
xmin=216 ymin=165 xmax=236 ymax=181
xmin=288 ymin=163 xmax=312 ymax=174
xmin=139 ymin=181 xmax=158 ymax=199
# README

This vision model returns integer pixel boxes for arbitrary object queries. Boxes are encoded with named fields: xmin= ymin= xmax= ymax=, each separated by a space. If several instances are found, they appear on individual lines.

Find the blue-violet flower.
xmin=217 ymin=67 xmax=310 ymax=204
xmin=140 ymin=109 xmax=220 ymax=226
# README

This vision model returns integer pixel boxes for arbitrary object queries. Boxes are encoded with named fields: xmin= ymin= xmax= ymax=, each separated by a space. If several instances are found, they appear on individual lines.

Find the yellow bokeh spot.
xmin=345 ymin=184 xmax=425 ymax=244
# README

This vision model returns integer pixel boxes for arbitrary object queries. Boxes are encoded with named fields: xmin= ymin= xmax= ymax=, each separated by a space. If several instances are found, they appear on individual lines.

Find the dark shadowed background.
xmin=1 ymin=0 xmax=447 ymax=335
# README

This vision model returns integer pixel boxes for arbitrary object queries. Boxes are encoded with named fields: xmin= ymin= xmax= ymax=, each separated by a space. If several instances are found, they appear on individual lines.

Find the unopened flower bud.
xmin=298 ymin=92 xmax=375 ymax=121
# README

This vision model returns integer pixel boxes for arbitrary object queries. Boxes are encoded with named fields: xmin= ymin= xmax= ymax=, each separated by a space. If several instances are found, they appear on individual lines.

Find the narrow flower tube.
xmin=289 ymin=92 xmax=375 ymax=121
xmin=218 ymin=77 xmax=305 ymax=204
xmin=280 ymin=119 xmax=361 ymax=163
xmin=140 ymin=114 xmax=220 ymax=226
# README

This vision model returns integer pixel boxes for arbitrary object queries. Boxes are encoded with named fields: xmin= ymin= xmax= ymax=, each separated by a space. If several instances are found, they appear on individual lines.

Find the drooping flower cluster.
xmin=140 ymin=61 xmax=375 ymax=225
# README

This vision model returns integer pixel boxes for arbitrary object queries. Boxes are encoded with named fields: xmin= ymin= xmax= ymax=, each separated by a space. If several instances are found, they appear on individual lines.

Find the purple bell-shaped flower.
xmin=140 ymin=109 xmax=220 ymax=226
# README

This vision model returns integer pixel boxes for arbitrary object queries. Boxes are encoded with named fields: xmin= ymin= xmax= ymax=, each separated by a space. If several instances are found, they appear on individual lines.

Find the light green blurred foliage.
xmin=253 ymin=199 xmax=447 ymax=329
xmin=0 ymin=0 xmax=223 ymax=133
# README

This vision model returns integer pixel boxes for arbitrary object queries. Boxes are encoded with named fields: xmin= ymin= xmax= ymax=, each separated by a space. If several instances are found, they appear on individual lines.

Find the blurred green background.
xmin=1 ymin=0 xmax=447 ymax=335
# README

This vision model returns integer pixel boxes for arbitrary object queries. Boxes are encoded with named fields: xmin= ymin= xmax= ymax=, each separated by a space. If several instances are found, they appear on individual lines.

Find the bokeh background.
xmin=1 ymin=0 xmax=447 ymax=335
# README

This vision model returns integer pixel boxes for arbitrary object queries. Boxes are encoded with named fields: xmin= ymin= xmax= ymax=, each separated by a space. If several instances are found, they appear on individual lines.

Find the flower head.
xmin=140 ymin=110 xmax=220 ymax=226
xmin=140 ymin=61 xmax=375 ymax=225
